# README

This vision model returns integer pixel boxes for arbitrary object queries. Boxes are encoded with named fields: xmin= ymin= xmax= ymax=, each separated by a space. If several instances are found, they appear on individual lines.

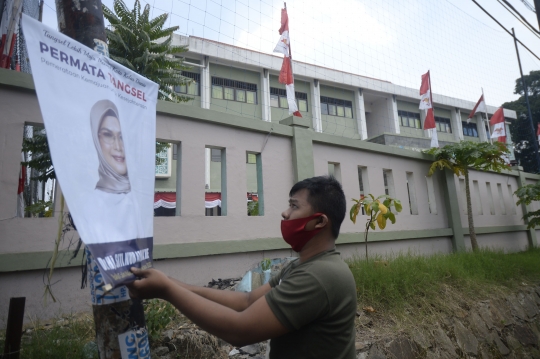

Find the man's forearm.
xmin=168 ymin=277 xmax=250 ymax=311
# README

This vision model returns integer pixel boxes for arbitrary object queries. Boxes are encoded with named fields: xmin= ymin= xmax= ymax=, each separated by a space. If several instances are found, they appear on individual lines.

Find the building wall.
xmin=319 ymin=85 xmax=358 ymax=139
xmin=366 ymin=96 xmax=394 ymax=139
xmin=177 ymin=58 xmax=202 ymax=109
xmin=209 ymin=63 xmax=262 ymax=120
xmin=0 ymin=69 xmax=533 ymax=328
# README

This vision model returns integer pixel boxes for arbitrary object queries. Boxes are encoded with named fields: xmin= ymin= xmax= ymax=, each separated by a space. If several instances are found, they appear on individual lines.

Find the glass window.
xmin=224 ymin=87 xmax=235 ymax=100
xmin=401 ymin=115 xmax=407 ymax=127
xmin=236 ymin=89 xmax=246 ymax=102
xmin=446 ymin=123 xmax=451 ymax=133
xmin=344 ymin=107 xmax=352 ymax=118
xmin=415 ymin=118 xmax=421 ymax=129
xmin=337 ymin=106 xmax=345 ymax=117
xmin=187 ymin=82 xmax=198 ymax=95
xmin=246 ymin=91 xmax=256 ymax=104
xmin=270 ymin=94 xmax=279 ymax=107
xmin=246 ymin=153 xmax=256 ymax=164
xmin=407 ymin=116 xmax=415 ymax=128
xmin=279 ymin=96 xmax=289 ymax=108
xmin=298 ymin=99 xmax=308 ymax=112
xmin=329 ymin=104 xmax=337 ymax=116
xmin=175 ymin=84 xmax=187 ymax=94
xmin=212 ymin=85 xmax=223 ymax=99
xmin=321 ymin=103 xmax=328 ymax=115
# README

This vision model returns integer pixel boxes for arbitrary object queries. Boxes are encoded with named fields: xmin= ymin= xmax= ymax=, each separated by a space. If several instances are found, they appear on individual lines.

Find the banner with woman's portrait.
xmin=21 ymin=14 xmax=158 ymax=290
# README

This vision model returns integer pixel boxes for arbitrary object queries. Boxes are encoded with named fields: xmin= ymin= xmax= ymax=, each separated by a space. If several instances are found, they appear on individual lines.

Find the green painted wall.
xmin=155 ymin=156 xmax=178 ymax=192
xmin=209 ymin=64 xmax=262 ymax=120
xmin=209 ymin=160 xmax=222 ymax=192
xmin=247 ymin=163 xmax=257 ymax=192
xmin=269 ymin=76 xmax=312 ymax=124
xmin=319 ymin=85 xmax=358 ymax=139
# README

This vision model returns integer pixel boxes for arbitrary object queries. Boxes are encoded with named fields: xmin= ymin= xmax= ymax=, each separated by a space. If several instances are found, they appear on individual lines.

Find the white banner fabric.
xmin=22 ymin=14 xmax=158 ymax=289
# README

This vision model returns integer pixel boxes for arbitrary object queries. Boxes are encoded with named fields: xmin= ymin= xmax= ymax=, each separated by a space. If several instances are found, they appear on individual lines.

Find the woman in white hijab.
xmin=82 ymin=99 xmax=143 ymax=243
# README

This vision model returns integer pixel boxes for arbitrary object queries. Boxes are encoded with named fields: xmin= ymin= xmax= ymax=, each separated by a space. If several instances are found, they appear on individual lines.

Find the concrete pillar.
xmin=261 ymin=69 xmax=271 ymax=122
xmin=279 ymin=116 xmax=314 ymax=182
xmin=442 ymin=169 xmax=466 ymax=252
xmin=310 ymin=79 xmax=322 ymax=132
xmin=477 ymin=114 xmax=488 ymax=142
xmin=200 ymin=55 xmax=210 ymax=109
xmin=204 ymin=148 xmax=211 ymax=189
xmin=390 ymin=95 xmax=400 ymax=134
xmin=452 ymin=108 xmax=464 ymax=141
xmin=355 ymin=88 xmax=368 ymax=140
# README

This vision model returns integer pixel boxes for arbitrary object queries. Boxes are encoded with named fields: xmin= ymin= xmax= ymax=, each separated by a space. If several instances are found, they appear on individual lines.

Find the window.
xmin=398 ymin=110 xmax=421 ymax=129
xmin=462 ymin=122 xmax=479 ymax=137
xmin=435 ymin=116 xmax=452 ymax=133
xmin=174 ymin=71 xmax=200 ymax=95
xmin=211 ymin=77 xmax=257 ymax=104
xmin=269 ymin=87 xmax=308 ymax=113
xmin=246 ymin=153 xmax=257 ymax=164
xmin=320 ymin=96 xmax=353 ymax=118
xmin=211 ymin=148 xmax=221 ymax=162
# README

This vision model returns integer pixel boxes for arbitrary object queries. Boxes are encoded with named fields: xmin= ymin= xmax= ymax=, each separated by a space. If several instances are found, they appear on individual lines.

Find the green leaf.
xmin=369 ymin=221 xmax=376 ymax=230
xmin=394 ymin=201 xmax=403 ymax=213
xmin=387 ymin=212 xmax=396 ymax=224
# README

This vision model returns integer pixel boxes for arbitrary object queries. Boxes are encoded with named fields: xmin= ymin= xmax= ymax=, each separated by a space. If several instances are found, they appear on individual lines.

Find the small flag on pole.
xmin=537 ymin=123 xmax=540 ymax=143
xmin=273 ymin=6 xmax=302 ymax=117
xmin=468 ymin=95 xmax=487 ymax=123
xmin=489 ymin=107 xmax=506 ymax=143
xmin=419 ymin=71 xmax=438 ymax=147
xmin=17 ymin=153 xmax=26 ymax=217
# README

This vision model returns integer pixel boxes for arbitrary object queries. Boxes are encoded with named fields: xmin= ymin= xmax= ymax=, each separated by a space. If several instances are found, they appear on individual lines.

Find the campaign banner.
xmin=21 ymin=14 xmax=158 ymax=290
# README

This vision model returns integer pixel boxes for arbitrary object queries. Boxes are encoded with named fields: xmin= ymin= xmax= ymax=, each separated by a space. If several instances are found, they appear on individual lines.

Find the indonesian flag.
xmin=419 ymin=71 xmax=438 ymax=147
xmin=468 ymin=95 xmax=487 ymax=123
xmin=17 ymin=153 xmax=26 ymax=217
xmin=0 ymin=0 xmax=23 ymax=69
xmin=273 ymin=7 xmax=301 ymax=117
xmin=489 ymin=107 xmax=506 ymax=143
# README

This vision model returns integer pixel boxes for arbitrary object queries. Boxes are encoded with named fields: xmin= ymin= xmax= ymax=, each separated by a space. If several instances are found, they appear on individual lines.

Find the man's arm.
xmin=128 ymin=268 xmax=288 ymax=347
xmin=168 ymin=277 xmax=272 ymax=312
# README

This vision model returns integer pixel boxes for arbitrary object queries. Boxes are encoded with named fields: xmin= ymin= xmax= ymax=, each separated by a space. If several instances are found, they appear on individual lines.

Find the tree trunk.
xmin=464 ymin=170 xmax=478 ymax=251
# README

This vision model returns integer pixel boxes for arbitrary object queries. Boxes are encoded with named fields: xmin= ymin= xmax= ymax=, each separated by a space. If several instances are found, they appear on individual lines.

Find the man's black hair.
xmin=290 ymin=175 xmax=346 ymax=239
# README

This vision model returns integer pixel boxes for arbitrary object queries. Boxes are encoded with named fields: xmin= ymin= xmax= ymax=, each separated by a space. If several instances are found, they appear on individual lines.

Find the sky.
xmin=38 ymin=0 xmax=540 ymax=107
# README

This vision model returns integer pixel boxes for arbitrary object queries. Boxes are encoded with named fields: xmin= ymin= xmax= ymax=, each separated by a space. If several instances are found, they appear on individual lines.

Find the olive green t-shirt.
xmin=265 ymin=249 xmax=357 ymax=359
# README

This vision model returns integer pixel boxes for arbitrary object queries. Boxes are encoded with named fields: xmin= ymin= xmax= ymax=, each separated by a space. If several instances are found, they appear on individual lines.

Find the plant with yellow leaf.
xmin=425 ymin=141 xmax=509 ymax=252
xmin=350 ymin=194 xmax=402 ymax=260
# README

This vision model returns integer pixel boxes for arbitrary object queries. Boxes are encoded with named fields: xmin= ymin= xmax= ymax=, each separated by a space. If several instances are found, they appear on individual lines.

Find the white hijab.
xmin=90 ymin=100 xmax=131 ymax=194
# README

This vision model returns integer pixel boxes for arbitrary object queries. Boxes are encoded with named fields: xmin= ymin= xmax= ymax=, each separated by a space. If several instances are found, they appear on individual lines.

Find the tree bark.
xmin=464 ymin=170 xmax=478 ymax=251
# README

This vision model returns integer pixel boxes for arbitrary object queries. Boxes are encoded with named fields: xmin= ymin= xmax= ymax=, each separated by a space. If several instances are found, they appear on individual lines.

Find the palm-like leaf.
xmin=103 ymin=0 xmax=193 ymax=103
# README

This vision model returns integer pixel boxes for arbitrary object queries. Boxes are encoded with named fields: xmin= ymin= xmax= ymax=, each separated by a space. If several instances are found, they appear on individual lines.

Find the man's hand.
xmin=127 ymin=267 xmax=172 ymax=300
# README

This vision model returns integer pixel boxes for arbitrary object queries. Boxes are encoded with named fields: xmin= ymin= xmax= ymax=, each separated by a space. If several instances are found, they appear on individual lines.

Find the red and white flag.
xmin=468 ymin=95 xmax=487 ymax=123
xmin=419 ymin=71 xmax=438 ymax=147
xmin=273 ymin=7 xmax=301 ymax=117
xmin=537 ymin=123 xmax=540 ymax=143
xmin=489 ymin=107 xmax=506 ymax=143
xmin=17 ymin=153 xmax=26 ymax=217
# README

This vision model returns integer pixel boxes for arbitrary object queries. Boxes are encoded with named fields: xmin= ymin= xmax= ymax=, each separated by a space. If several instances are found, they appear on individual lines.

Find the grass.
xmin=348 ymin=247 xmax=540 ymax=320
xmin=0 ymin=314 xmax=97 ymax=359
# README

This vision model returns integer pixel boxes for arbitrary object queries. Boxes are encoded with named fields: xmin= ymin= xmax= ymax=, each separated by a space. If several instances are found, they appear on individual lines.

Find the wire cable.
xmin=471 ymin=0 xmax=540 ymax=62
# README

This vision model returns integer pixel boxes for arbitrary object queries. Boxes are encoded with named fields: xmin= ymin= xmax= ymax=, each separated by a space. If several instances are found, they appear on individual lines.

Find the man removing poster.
xmin=21 ymin=14 xmax=158 ymax=290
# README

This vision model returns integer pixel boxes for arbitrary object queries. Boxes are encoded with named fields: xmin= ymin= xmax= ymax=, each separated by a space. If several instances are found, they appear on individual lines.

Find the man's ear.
xmin=314 ymin=214 xmax=329 ymax=229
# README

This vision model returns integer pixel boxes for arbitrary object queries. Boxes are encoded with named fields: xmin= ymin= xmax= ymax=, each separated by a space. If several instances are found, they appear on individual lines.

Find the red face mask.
xmin=281 ymin=213 xmax=324 ymax=252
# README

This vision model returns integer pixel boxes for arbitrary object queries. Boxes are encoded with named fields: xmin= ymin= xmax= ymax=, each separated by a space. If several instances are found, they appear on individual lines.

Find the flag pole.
xmin=482 ymin=88 xmax=493 ymax=144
